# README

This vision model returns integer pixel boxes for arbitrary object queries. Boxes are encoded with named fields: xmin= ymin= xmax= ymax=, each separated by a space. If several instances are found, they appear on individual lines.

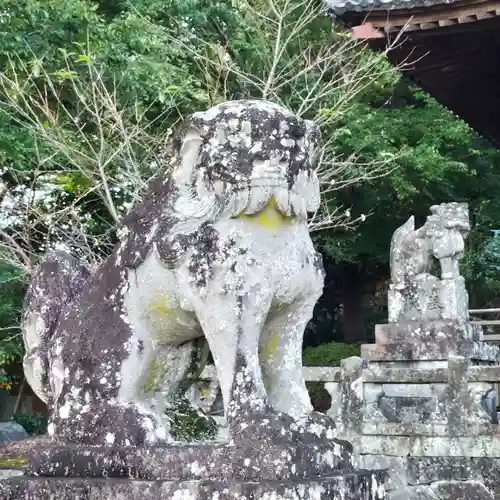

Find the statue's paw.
xmin=52 ymin=402 xmax=172 ymax=446
xmin=229 ymin=409 xmax=295 ymax=444
xmin=229 ymin=410 xmax=337 ymax=445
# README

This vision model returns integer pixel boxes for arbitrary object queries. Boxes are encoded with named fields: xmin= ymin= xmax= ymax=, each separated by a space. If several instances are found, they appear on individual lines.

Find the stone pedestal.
xmin=388 ymin=276 xmax=469 ymax=324
xmin=329 ymin=320 xmax=500 ymax=499
xmin=0 ymin=436 xmax=386 ymax=500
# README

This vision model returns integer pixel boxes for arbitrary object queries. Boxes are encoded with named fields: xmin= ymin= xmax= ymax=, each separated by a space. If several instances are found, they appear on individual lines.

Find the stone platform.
xmin=0 ymin=471 xmax=386 ymax=500
xmin=0 ymin=432 xmax=386 ymax=500
xmin=23 ymin=439 xmax=352 ymax=481
xmin=0 ymin=443 xmax=386 ymax=500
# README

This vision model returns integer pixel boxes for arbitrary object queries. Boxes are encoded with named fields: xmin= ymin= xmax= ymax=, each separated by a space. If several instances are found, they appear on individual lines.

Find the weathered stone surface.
xmin=357 ymin=455 xmax=407 ymax=491
xmin=388 ymin=203 xmax=470 ymax=323
xmin=377 ymin=396 xmax=438 ymax=424
xmin=0 ymin=469 xmax=23 ymax=480
xmin=407 ymin=457 xmax=500 ymax=485
xmin=363 ymin=422 xmax=449 ymax=436
xmin=26 ymin=433 xmax=353 ymax=482
xmin=361 ymin=340 xmax=500 ymax=362
xmin=410 ymin=436 xmax=500 ymax=457
xmin=468 ymin=365 xmax=500 ymax=382
xmin=0 ymin=470 xmax=387 ymax=500
xmin=359 ymin=436 xmax=412 ymax=457
xmin=430 ymin=480 xmax=494 ymax=500
xmin=20 ymin=100 xmax=329 ymax=446
xmin=374 ymin=321 xmax=481 ymax=345
xmin=364 ymin=365 xmax=500 ymax=384
xmin=326 ymin=357 xmax=365 ymax=434
xmin=13 ymin=100 xmax=385 ymax=500
xmin=302 ymin=366 xmax=341 ymax=382
xmin=387 ymin=486 xmax=439 ymax=500
xmin=362 ymin=421 xmax=500 ymax=437
xmin=0 ymin=422 xmax=28 ymax=445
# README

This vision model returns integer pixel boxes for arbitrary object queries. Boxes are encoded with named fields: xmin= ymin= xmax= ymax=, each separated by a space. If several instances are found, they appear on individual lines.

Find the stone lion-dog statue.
xmin=21 ymin=100 xmax=328 ymax=446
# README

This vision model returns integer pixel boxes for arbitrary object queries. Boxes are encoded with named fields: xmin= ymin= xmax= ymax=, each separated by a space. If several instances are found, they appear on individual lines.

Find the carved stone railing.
xmin=192 ymin=365 xmax=342 ymax=418
xmin=199 ymin=365 xmax=341 ymax=384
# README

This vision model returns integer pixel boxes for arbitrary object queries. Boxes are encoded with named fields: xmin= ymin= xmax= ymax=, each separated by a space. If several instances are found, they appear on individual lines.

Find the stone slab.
xmin=359 ymin=436 xmax=412 ymax=457
xmin=374 ymin=321 xmax=481 ymax=345
xmin=387 ymin=485 xmax=438 ymax=500
xmin=357 ymin=455 xmax=407 ymax=491
xmin=409 ymin=435 xmax=500 ymax=457
xmin=26 ymin=439 xmax=352 ymax=481
xmin=364 ymin=368 xmax=448 ymax=384
xmin=0 ymin=470 xmax=387 ymax=500
xmin=365 ymin=365 xmax=500 ymax=384
xmin=0 ymin=469 xmax=23 ymax=480
xmin=407 ymin=457 xmax=500 ymax=485
xmin=363 ymin=423 xmax=449 ymax=437
xmin=467 ymin=365 xmax=500 ymax=382
xmin=362 ymin=422 xmax=499 ymax=437
xmin=361 ymin=341 xmax=500 ymax=362
xmin=359 ymin=435 xmax=500 ymax=457
xmin=430 ymin=480 xmax=494 ymax=500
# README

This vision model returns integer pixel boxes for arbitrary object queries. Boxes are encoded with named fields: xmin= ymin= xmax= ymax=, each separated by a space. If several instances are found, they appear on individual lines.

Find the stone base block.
xmin=0 ymin=470 xmax=386 ymax=500
xmin=407 ymin=456 xmax=500 ymax=485
xmin=361 ymin=339 xmax=499 ymax=362
xmin=386 ymin=481 xmax=494 ymax=500
xmin=374 ymin=321 xmax=482 ymax=345
xmin=25 ymin=439 xmax=352 ymax=482
xmin=387 ymin=275 xmax=468 ymax=324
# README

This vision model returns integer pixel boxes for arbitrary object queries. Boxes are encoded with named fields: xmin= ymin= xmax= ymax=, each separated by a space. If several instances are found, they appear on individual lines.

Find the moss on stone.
xmin=166 ymin=398 xmax=218 ymax=442
xmin=0 ymin=457 xmax=27 ymax=468
xmin=139 ymin=357 xmax=166 ymax=394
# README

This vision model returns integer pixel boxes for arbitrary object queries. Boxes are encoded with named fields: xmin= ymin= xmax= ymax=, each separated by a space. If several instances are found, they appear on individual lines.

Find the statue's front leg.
xmin=195 ymin=289 xmax=273 ymax=423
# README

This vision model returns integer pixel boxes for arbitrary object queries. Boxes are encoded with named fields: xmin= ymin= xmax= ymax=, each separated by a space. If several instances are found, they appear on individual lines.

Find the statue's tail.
xmin=22 ymin=250 xmax=91 ymax=404
xmin=390 ymin=216 xmax=415 ymax=284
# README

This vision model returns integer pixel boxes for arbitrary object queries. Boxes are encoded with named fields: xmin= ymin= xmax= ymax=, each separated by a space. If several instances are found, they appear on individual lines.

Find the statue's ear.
xmin=173 ymin=127 xmax=204 ymax=186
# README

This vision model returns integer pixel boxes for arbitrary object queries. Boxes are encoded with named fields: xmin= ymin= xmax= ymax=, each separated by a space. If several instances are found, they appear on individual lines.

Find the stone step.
xmin=26 ymin=440 xmax=353 ymax=482
xmin=361 ymin=339 xmax=500 ymax=362
xmin=0 ymin=470 xmax=387 ymax=500
xmin=374 ymin=321 xmax=482 ymax=345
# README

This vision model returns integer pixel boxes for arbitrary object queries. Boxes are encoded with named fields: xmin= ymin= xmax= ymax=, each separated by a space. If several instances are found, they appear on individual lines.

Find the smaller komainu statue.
xmin=21 ymin=100 xmax=330 ymax=446
xmin=388 ymin=202 xmax=470 ymax=323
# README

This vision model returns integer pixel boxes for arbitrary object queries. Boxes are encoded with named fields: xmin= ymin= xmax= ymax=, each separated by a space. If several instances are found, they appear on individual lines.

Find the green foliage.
xmin=166 ymin=398 xmax=218 ymax=442
xmin=317 ymin=82 xmax=500 ymax=265
xmin=0 ymin=264 xmax=26 ymax=388
xmin=12 ymin=412 xmax=48 ymax=435
xmin=303 ymin=342 xmax=361 ymax=367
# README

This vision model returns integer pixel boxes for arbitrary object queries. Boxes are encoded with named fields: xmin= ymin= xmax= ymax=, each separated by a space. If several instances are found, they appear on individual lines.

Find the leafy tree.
xmin=310 ymin=79 xmax=500 ymax=343
xmin=0 ymin=0 xmax=396 ymax=387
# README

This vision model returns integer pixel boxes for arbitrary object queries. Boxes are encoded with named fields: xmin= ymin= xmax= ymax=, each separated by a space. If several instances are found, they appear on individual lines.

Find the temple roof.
xmin=327 ymin=0 xmax=500 ymax=146
xmin=325 ymin=0 xmax=460 ymax=15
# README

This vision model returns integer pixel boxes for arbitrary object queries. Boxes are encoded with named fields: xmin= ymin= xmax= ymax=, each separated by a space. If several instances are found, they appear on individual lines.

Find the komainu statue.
xmin=21 ymin=100 xmax=327 ymax=446
xmin=388 ymin=202 xmax=470 ymax=322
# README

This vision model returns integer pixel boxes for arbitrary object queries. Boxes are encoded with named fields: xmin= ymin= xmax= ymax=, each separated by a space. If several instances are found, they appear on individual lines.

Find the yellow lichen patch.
xmin=237 ymin=197 xmax=296 ymax=230
xmin=260 ymin=333 xmax=280 ymax=360
xmin=148 ymin=295 xmax=176 ymax=316
xmin=139 ymin=357 xmax=166 ymax=394
xmin=0 ymin=457 xmax=27 ymax=468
